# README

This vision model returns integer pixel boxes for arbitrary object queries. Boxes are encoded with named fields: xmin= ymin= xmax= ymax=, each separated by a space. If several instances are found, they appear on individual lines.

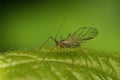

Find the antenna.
xmin=55 ymin=17 xmax=67 ymax=40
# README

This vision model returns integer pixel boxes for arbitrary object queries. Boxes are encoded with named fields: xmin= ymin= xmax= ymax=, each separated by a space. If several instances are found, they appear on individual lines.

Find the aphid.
xmin=50 ymin=27 xmax=98 ymax=48
xmin=38 ymin=20 xmax=99 ymax=68
xmin=39 ymin=26 xmax=99 ymax=68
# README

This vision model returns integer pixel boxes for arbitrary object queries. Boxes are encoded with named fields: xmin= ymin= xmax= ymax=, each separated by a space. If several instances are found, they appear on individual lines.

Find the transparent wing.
xmin=68 ymin=27 xmax=98 ymax=41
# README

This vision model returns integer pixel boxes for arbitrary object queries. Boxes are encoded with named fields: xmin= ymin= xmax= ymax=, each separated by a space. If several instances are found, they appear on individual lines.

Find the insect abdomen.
xmin=64 ymin=42 xmax=80 ymax=48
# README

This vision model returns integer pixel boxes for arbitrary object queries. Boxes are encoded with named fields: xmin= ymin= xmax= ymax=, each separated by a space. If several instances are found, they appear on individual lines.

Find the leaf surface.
xmin=0 ymin=49 xmax=120 ymax=80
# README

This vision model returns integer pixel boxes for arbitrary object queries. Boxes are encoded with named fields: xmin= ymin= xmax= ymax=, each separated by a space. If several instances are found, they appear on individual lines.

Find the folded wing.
xmin=68 ymin=27 xmax=99 ymax=42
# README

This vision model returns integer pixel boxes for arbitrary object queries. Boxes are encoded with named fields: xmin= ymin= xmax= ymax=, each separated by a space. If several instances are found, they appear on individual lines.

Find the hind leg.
xmin=78 ymin=46 xmax=89 ymax=67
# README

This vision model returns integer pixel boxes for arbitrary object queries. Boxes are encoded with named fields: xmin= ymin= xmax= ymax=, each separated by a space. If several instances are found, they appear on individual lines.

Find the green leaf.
xmin=0 ymin=49 xmax=120 ymax=80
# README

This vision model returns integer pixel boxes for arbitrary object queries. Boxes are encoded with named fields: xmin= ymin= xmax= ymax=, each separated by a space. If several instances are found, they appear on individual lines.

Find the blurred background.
xmin=0 ymin=0 xmax=119 ymax=52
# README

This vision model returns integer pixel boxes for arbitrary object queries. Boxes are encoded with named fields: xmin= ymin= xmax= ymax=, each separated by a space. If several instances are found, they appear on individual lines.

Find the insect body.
xmin=50 ymin=27 xmax=98 ymax=48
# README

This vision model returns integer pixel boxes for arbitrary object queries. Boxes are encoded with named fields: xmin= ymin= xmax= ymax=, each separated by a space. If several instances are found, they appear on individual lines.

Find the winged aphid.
xmin=50 ymin=27 xmax=98 ymax=48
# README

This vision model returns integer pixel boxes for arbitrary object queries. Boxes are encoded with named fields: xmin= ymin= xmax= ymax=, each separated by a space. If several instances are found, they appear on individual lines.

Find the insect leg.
xmin=39 ymin=47 xmax=55 ymax=65
xmin=71 ymin=51 xmax=74 ymax=70
xmin=78 ymin=46 xmax=89 ymax=67
xmin=37 ymin=36 xmax=58 ymax=65
xmin=68 ymin=48 xmax=74 ymax=70
xmin=37 ymin=36 xmax=54 ymax=51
